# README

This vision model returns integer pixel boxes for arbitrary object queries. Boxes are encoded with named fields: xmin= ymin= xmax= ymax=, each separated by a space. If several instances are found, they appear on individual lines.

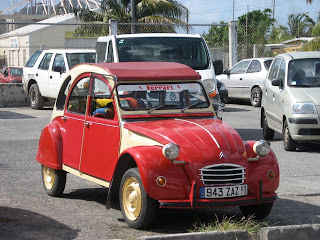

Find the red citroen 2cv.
xmin=36 ymin=62 xmax=279 ymax=229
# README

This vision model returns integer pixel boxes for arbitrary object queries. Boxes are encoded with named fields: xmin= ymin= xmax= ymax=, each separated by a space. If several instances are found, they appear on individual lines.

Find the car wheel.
xmin=240 ymin=202 xmax=273 ymax=220
xmin=262 ymin=112 xmax=274 ymax=140
xmin=250 ymin=87 xmax=262 ymax=107
xmin=283 ymin=120 xmax=297 ymax=151
xmin=119 ymin=168 xmax=157 ymax=229
xmin=29 ymin=83 xmax=44 ymax=110
xmin=41 ymin=165 xmax=66 ymax=197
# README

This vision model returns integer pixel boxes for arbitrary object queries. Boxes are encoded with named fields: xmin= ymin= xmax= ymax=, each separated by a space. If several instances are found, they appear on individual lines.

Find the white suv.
xmin=261 ymin=52 xmax=320 ymax=151
xmin=23 ymin=49 xmax=96 ymax=109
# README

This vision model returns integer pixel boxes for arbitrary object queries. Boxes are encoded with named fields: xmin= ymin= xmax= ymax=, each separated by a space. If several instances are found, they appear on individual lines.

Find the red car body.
xmin=36 ymin=62 xmax=279 ymax=229
xmin=0 ymin=67 xmax=23 ymax=83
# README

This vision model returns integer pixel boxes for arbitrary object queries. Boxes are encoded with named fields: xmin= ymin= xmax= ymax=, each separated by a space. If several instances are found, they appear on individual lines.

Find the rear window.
xmin=264 ymin=60 xmax=272 ymax=70
xmin=25 ymin=50 xmax=42 ymax=67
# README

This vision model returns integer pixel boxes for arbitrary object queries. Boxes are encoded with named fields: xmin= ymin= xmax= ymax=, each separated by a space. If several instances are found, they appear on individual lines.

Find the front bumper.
xmin=288 ymin=116 xmax=320 ymax=140
xmin=159 ymin=180 xmax=277 ymax=208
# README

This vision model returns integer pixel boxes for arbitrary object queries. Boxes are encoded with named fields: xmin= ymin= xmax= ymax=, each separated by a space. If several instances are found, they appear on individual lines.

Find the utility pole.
xmin=233 ymin=0 xmax=235 ymax=20
xmin=131 ymin=0 xmax=135 ymax=33
xmin=272 ymin=0 xmax=275 ymax=19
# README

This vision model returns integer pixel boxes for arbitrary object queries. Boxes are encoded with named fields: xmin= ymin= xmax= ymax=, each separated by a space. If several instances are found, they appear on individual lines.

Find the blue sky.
xmin=0 ymin=0 xmax=319 ymax=26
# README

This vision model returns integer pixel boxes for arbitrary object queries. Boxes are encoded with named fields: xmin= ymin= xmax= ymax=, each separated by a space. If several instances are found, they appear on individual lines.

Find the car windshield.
xmin=116 ymin=82 xmax=210 ymax=112
xmin=116 ymin=37 xmax=209 ymax=70
xmin=66 ymin=53 xmax=96 ymax=68
xmin=289 ymin=58 xmax=320 ymax=87
xmin=10 ymin=68 xmax=23 ymax=76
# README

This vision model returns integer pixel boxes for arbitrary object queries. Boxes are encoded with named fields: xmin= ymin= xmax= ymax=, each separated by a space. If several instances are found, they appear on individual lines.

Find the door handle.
xmin=61 ymin=116 xmax=67 ymax=121
xmin=50 ymin=76 xmax=52 ymax=79
xmin=84 ymin=122 xmax=90 ymax=127
xmin=36 ymin=73 xmax=38 ymax=77
xmin=240 ymin=78 xmax=243 ymax=80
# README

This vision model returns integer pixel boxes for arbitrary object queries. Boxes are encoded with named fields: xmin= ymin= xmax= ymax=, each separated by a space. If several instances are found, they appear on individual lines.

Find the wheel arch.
xmin=251 ymin=85 xmax=261 ymax=92
xmin=27 ymin=79 xmax=37 ymax=93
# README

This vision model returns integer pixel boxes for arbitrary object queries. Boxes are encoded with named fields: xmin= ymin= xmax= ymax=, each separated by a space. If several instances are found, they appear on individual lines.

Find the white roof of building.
xmin=282 ymin=37 xmax=316 ymax=44
xmin=0 ymin=13 xmax=77 ymax=38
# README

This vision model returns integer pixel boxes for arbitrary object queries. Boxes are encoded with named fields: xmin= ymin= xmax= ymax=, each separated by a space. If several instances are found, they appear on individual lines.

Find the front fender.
xmin=36 ymin=120 xmax=62 ymax=170
xmin=121 ymin=146 xmax=191 ymax=201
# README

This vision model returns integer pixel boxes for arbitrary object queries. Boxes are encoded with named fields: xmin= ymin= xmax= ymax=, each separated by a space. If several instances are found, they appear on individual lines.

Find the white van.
xmin=96 ymin=33 xmax=222 ymax=117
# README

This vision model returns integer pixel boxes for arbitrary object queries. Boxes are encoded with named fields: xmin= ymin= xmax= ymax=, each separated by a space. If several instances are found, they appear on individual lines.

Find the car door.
xmin=49 ymin=53 xmax=67 ymax=97
xmin=36 ymin=52 xmax=53 ymax=97
xmin=263 ymin=57 xmax=282 ymax=130
xmin=80 ymin=75 xmax=120 ymax=181
xmin=242 ymin=60 xmax=262 ymax=99
xmin=227 ymin=60 xmax=251 ymax=98
xmin=62 ymin=75 xmax=91 ymax=170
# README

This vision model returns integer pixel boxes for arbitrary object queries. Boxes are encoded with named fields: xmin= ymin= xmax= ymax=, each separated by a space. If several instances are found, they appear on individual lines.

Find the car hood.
xmin=124 ymin=118 xmax=247 ymax=166
xmin=290 ymin=87 xmax=320 ymax=105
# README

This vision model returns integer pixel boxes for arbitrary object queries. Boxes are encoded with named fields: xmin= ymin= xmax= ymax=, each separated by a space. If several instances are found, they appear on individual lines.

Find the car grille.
xmin=199 ymin=164 xmax=246 ymax=186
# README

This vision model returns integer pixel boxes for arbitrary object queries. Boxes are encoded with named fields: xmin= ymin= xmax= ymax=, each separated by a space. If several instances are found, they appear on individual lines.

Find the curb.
xmin=139 ymin=224 xmax=320 ymax=240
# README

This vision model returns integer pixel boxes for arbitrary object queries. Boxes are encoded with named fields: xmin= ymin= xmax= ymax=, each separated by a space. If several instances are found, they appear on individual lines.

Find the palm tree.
xmin=72 ymin=0 xmax=188 ymax=36
xmin=287 ymin=13 xmax=315 ymax=37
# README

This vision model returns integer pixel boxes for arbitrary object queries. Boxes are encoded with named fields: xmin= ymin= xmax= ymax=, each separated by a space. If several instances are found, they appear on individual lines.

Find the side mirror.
xmin=213 ymin=60 xmax=223 ymax=75
xmin=53 ymin=66 xmax=62 ymax=74
xmin=223 ymin=69 xmax=230 ymax=75
xmin=271 ymin=78 xmax=283 ymax=88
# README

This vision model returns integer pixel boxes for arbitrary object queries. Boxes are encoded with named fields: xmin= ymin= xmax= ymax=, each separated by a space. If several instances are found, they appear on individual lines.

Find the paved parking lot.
xmin=0 ymin=104 xmax=320 ymax=239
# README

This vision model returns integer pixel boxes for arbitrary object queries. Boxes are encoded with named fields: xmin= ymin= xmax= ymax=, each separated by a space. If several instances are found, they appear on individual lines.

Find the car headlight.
xmin=219 ymin=83 xmax=227 ymax=91
xmin=162 ymin=142 xmax=180 ymax=160
xmin=202 ymin=79 xmax=217 ymax=98
xmin=292 ymin=102 xmax=317 ymax=114
xmin=253 ymin=140 xmax=271 ymax=157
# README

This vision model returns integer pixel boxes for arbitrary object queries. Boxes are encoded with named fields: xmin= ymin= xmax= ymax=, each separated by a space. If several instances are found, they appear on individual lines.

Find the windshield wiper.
xmin=181 ymin=102 xmax=205 ymax=112
xmin=148 ymin=104 xmax=179 ymax=113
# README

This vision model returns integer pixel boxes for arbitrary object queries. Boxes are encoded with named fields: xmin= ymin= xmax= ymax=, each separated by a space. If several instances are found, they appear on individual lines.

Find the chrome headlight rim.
xmin=162 ymin=142 xmax=180 ymax=160
xmin=292 ymin=102 xmax=317 ymax=114
xmin=253 ymin=140 xmax=271 ymax=157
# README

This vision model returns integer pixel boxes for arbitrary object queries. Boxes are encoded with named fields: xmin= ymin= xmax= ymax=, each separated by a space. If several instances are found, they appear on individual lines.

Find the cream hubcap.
xmin=43 ymin=166 xmax=55 ymax=190
xmin=122 ymin=177 xmax=142 ymax=221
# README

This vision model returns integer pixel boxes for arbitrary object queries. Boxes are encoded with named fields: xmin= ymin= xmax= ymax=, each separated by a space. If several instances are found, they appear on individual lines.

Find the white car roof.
xmin=42 ymin=49 xmax=95 ymax=53
xmin=97 ymin=33 xmax=202 ymax=41
xmin=277 ymin=51 xmax=320 ymax=60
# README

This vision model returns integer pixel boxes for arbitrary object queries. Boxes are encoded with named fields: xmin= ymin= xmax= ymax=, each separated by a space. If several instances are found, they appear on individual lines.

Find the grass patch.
xmin=190 ymin=215 xmax=269 ymax=236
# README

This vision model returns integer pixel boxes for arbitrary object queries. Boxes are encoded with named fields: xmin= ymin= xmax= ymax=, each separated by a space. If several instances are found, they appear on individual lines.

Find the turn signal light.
xmin=268 ymin=170 xmax=275 ymax=180
xmin=156 ymin=176 xmax=167 ymax=186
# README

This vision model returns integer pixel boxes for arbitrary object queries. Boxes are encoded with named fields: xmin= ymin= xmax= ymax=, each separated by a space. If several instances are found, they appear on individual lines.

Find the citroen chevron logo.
xmin=219 ymin=152 xmax=227 ymax=159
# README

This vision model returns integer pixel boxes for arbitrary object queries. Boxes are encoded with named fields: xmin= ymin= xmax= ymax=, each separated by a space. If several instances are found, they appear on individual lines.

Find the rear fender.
xmin=36 ymin=120 xmax=62 ymax=169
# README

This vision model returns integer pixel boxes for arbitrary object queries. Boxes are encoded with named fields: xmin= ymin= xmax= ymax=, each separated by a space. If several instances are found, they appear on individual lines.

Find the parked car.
xmin=95 ymin=33 xmax=223 ymax=118
xmin=0 ymin=67 xmax=23 ymax=83
xmin=217 ymin=79 xmax=228 ymax=103
xmin=22 ymin=49 xmax=96 ymax=109
xmin=36 ymin=62 xmax=279 ymax=229
xmin=261 ymin=52 xmax=320 ymax=151
xmin=217 ymin=58 xmax=273 ymax=107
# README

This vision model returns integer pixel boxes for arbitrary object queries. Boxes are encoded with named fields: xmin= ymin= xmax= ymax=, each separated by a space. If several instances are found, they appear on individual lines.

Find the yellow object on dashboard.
xmin=96 ymin=98 xmax=113 ymax=108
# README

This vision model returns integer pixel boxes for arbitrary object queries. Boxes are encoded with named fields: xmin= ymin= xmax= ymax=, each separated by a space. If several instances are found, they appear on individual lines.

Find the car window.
xmin=52 ymin=54 xmax=66 ymax=72
xmin=67 ymin=77 xmax=90 ymax=115
xmin=230 ymin=60 xmax=250 ymax=74
xmin=247 ymin=60 xmax=262 ymax=73
xmin=264 ymin=60 xmax=272 ymax=70
xmin=278 ymin=60 xmax=286 ymax=87
xmin=38 ymin=53 xmax=53 ymax=70
xmin=67 ymin=53 xmax=96 ymax=68
xmin=106 ymin=43 xmax=114 ymax=62
xmin=116 ymin=37 xmax=209 ymax=70
xmin=268 ymin=58 xmax=281 ymax=80
xmin=56 ymin=76 xmax=72 ymax=110
xmin=288 ymin=58 xmax=320 ymax=87
xmin=26 ymin=50 xmax=42 ymax=67
xmin=91 ymin=78 xmax=115 ymax=119
xmin=96 ymin=41 xmax=108 ymax=63
xmin=10 ymin=68 xmax=23 ymax=76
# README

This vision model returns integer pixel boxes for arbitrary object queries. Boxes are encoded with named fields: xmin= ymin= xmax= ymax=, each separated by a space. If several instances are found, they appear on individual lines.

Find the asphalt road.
xmin=1 ymin=104 xmax=320 ymax=239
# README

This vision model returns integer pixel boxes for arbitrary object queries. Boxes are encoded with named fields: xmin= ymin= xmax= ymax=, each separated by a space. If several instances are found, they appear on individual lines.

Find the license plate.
xmin=200 ymin=185 xmax=248 ymax=199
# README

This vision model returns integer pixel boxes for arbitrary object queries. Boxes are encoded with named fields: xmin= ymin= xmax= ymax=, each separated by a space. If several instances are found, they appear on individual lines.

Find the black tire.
xmin=29 ymin=83 xmax=44 ymax=110
xmin=240 ymin=202 xmax=274 ymax=220
xmin=283 ymin=120 xmax=297 ymax=151
xmin=251 ymin=87 xmax=262 ymax=107
xmin=262 ymin=112 xmax=274 ymax=140
xmin=119 ymin=168 xmax=157 ymax=229
xmin=41 ymin=165 xmax=66 ymax=197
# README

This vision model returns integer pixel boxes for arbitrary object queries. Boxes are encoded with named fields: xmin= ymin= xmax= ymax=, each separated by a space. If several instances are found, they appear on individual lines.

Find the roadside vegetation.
xmin=190 ymin=215 xmax=269 ymax=238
